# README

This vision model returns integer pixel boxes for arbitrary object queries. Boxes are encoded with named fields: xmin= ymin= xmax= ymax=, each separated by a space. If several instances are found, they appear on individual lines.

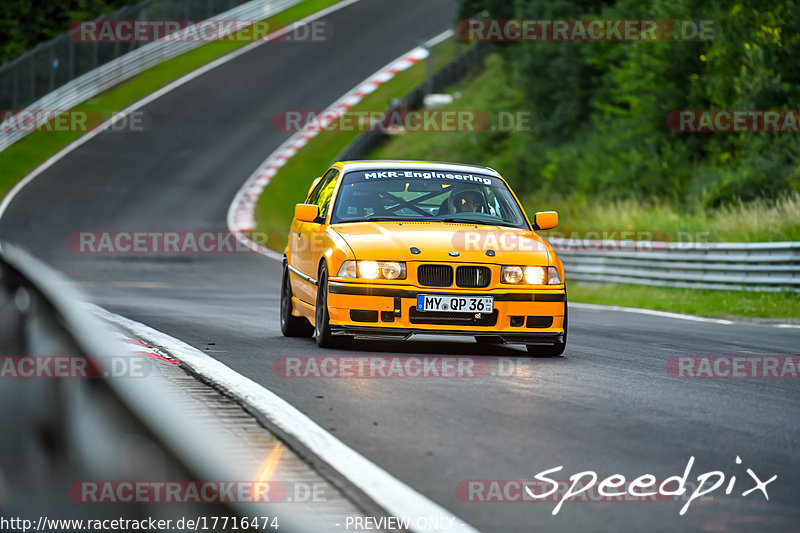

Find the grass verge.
xmin=253 ymin=37 xmax=462 ymax=251
xmin=370 ymin=53 xmax=800 ymax=243
xmin=0 ymin=0 xmax=342 ymax=199
xmin=533 ymin=193 xmax=800 ymax=243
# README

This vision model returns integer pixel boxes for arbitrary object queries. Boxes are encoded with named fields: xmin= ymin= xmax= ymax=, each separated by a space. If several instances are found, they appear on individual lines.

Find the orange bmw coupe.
xmin=281 ymin=161 xmax=567 ymax=355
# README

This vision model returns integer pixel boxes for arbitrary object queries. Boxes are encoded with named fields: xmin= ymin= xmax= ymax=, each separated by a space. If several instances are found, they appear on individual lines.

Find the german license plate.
xmin=416 ymin=294 xmax=494 ymax=313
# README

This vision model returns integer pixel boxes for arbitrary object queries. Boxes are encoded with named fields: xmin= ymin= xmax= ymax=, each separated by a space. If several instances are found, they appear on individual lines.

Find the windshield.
xmin=330 ymin=169 xmax=530 ymax=229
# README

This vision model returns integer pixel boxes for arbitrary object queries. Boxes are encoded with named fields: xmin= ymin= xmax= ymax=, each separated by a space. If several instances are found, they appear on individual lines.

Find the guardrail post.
xmin=12 ymin=64 xmax=19 ymax=108
xmin=49 ymin=46 xmax=55 ymax=92
xmin=29 ymin=53 xmax=35 ymax=103
xmin=68 ymin=38 xmax=75 ymax=81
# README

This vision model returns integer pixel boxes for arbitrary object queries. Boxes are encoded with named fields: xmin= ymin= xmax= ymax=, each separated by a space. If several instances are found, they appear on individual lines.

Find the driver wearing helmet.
xmin=450 ymin=186 xmax=485 ymax=213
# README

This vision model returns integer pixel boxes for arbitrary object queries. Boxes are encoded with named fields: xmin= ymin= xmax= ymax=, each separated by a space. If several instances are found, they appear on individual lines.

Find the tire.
xmin=314 ymin=264 xmax=351 ymax=348
xmin=526 ymin=301 xmax=568 ymax=357
xmin=280 ymin=263 xmax=313 ymax=337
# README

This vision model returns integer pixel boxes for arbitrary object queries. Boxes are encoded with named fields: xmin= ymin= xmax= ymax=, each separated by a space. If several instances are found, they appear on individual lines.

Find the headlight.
xmin=524 ymin=266 xmax=546 ymax=285
xmin=337 ymin=260 xmax=357 ymax=278
xmin=379 ymin=261 xmax=404 ymax=280
xmin=338 ymin=260 xmax=406 ymax=280
xmin=359 ymin=260 xmax=381 ymax=279
xmin=501 ymin=265 xmax=561 ymax=285
xmin=501 ymin=265 xmax=524 ymax=284
xmin=546 ymin=266 xmax=561 ymax=284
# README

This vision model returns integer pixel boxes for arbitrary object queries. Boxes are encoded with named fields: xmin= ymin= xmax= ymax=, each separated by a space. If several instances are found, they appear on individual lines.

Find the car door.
xmin=291 ymin=168 xmax=339 ymax=304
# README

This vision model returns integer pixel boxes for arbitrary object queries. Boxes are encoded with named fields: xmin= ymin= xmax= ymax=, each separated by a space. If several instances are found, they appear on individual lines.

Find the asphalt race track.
xmin=2 ymin=1 xmax=799 ymax=531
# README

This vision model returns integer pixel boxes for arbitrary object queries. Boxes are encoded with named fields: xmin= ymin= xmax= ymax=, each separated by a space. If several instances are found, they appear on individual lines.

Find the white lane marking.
xmin=424 ymin=29 xmax=454 ymax=48
xmin=90 ymin=304 xmax=478 ymax=533
xmin=571 ymin=302 xmax=800 ymax=328
xmin=226 ymin=29 xmax=455 ymax=255
xmin=570 ymin=302 xmax=736 ymax=325
xmin=0 ymin=0 xmax=363 ymax=223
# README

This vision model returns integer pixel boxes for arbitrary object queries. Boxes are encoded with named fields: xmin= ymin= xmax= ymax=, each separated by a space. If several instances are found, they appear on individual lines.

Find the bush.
xmin=456 ymin=0 xmax=800 ymax=209
xmin=1 ymin=0 xmax=142 ymax=64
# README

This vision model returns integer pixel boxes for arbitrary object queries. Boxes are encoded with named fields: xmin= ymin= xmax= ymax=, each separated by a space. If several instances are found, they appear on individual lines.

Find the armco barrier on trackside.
xmin=550 ymin=238 xmax=800 ymax=292
xmin=0 ymin=241 xmax=310 ymax=530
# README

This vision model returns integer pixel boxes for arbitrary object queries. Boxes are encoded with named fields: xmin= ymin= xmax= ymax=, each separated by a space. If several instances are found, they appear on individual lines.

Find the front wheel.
xmin=314 ymin=264 xmax=351 ymax=348
xmin=280 ymin=264 xmax=313 ymax=337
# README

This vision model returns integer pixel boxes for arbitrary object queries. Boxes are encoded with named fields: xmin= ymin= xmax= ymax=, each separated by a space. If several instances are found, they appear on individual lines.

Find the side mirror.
xmin=534 ymin=211 xmax=558 ymax=230
xmin=307 ymin=177 xmax=322 ymax=198
xmin=295 ymin=203 xmax=320 ymax=223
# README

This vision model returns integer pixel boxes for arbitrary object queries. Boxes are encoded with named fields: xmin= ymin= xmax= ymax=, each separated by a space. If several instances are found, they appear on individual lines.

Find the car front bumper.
xmin=326 ymin=281 xmax=566 ymax=344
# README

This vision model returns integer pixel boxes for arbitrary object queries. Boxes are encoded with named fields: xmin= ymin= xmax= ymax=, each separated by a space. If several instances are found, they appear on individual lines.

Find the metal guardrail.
xmin=0 ymin=242 xmax=307 ymax=528
xmin=550 ymin=238 xmax=800 ymax=292
xmin=0 ymin=0 xmax=300 ymax=153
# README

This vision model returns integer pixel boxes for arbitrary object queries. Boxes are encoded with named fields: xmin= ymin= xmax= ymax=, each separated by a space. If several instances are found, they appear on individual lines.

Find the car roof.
xmin=334 ymin=160 xmax=501 ymax=177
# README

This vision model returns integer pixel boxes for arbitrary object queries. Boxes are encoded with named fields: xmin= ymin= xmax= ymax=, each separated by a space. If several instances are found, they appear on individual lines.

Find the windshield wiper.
xmin=436 ymin=217 xmax=525 ymax=229
xmin=436 ymin=216 xmax=489 ymax=225
xmin=340 ymin=215 xmax=410 ymax=223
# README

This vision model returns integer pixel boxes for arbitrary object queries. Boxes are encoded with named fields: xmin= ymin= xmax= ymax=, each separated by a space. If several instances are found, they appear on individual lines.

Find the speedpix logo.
xmin=457 ymin=456 xmax=776 ymax=516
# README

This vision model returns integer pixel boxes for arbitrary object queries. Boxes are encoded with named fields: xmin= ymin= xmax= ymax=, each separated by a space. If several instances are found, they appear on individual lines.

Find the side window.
xmin=316 ymin=170 xmax=340 ymax=219
xmin=307 ymin=168 xmax=338 ymax=205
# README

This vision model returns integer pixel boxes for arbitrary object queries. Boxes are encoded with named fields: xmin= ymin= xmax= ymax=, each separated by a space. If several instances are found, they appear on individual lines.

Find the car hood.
xmin=331 ymin=222 xmax=552 ymax=265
